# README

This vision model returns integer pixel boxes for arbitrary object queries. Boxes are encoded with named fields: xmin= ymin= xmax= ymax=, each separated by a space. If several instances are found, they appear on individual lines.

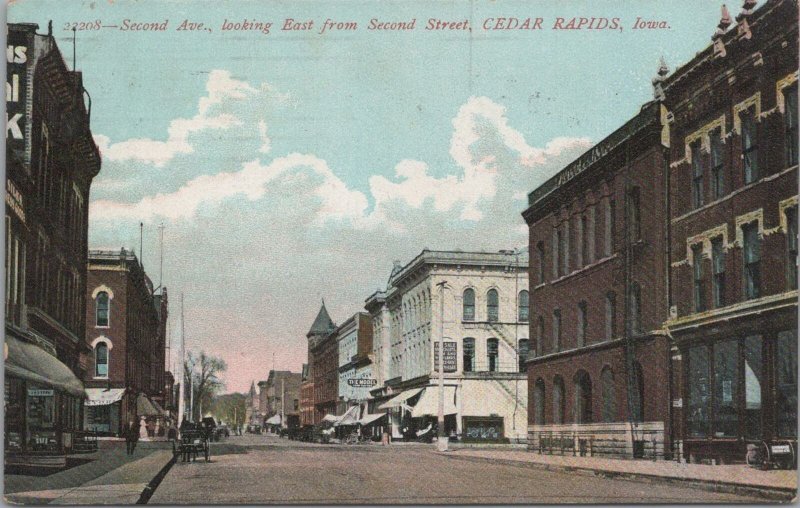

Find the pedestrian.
xmin=129 ymin=418 xmax=141 ymax=455
xmin=124 ymin=420 xmax=135 ymax=455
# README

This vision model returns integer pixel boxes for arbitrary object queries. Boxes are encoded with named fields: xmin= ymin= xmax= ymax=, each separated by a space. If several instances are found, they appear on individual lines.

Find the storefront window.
xmin=775 ymin=330 xmax=798 ymax=438
xmin=713 ymin=340 xmax=739 ymax=437
xmin=686 ymin=346 xmax=710 ymax=438
xmin=743 ymin=335 xmax=762 ymax=439
xmin=26 ymin=385 xmax=58 ymax=452
xmin=5 ymin=377 xmax=25 ymax=453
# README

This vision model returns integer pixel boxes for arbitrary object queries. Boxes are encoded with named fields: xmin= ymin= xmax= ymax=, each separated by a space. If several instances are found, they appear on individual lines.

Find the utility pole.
xmin=177 ymin=294 xmax=185 ymax=426
xmin=436 ymin=280 xmax=449 ymax=452
xmin=281 ymin=378 xmax=286 ymax=429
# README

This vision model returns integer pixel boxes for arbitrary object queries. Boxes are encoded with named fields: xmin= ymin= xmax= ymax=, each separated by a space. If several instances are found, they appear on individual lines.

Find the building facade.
xmin=663 ymin=0 xmax=798 ymax=464
xmin=336 ymin=313 xmax=374 ymax=415
xmin=259 ymin=370 xmax=303 ymax=429
xmin=83 ymin=250 xmax=169 ymax=437
xmin=307 ymin=302 xmax=338 ymax=422
xmin=245 ymin=381 xmax=260 ymax=426
xmin=367 ymin=250 xmax=530 ymax=442
xmin=5 ymin=22 xmax=101 ymax=468
xmin=299 ymin=364 xmax=314 ymax=428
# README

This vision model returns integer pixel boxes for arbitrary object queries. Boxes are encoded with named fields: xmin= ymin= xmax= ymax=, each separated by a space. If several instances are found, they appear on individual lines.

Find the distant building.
xmin=83 ymin=250 xmax=169 ymax=436
xmin=299 ymin=363 xmax=314 ymax=428
xmin=5 ymin=22 xmax=101 ymax=468
xmin=367 ymin=250 xmax=530 ymax=442
xmin=260 ymin=370 xmax=303 ymax=429
xmin=336 ymin=313 xmax=373 ymax=422
xmin=307 ymin=302 xmax=338 ymax=422
xmin=245 ymin=381 xmax=260 ymax=426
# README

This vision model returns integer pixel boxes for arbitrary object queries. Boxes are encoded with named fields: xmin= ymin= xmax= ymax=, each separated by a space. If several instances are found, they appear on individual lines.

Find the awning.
xmin=357 ymin=412 xmax=386 ymax=426
xmin=5 ymin=335 xmax=84 ymax=396
xmin=136 ymin=394 xmax=161 ymax=416
xmin=85 ymin=388 xmax=125 ymax=406
xmin=265 ymin=414 xmax=281 ymax=425
xmin=378 ymin=388 xmax=424 ymax=410
xmin=150 ymin=398 xmax=169 ymax=416
xmin=334 ymin=405 xmax=360 ymax=427
xmin=411 ymin=387 xmax=458 ymax=418
xmin=321 ymin=414 xmax=339 ymax=423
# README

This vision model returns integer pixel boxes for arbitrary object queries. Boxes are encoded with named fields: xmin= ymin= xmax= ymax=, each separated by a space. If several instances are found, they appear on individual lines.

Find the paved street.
xmin=148 ymin=434 xmax=765 ymax=504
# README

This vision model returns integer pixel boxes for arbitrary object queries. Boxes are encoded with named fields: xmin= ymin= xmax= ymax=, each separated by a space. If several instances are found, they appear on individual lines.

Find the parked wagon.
xmin=175 ymin=428 xmax=210 ymax=462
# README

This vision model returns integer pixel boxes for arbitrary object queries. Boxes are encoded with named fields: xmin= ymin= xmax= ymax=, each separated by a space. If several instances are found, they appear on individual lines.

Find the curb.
xmin=438 ymin=452 xmax=797 ymax=502
xmin=137 ymin=452 xmax=177 ymax=504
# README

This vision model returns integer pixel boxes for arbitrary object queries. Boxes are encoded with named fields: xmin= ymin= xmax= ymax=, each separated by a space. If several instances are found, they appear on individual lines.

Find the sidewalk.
xmin=438 ymin=448 xmax=798 ymax=501
xmin=4 ymin=446 xmax=174 ymax=505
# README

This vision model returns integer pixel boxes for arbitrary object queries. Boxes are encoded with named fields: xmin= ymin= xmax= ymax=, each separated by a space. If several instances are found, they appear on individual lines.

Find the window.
xmin=587 ymin=206 xmax=596 ymax=263
xmin=775 ymin=330 xmax=797 ymax=438
xmin=576 ymin=215 xmax=584 ymax=268
xmin=463 ymin=338 xmax=475 ymax=372
xmin=95 ymin=291 xmax=110 ymax=327
xmin=744 ymin=335 xmax=763 ymax=439
xmin=741 ymin=108 xmax=758 ymax=184
xmin=552 ymin=309 xmax=561 ymax=352
xmin=686 ymin=345 xmax=710 ymax=437
xmin=691 ymin=140 xmax=704 ymax=209
xmin=629 ymin=282 xmax=641 ymax=334
xmin=537 ymin=316 xmax=544 ymax=357
xmin=605 ymin=291 xmax=616 ymax=340
xmin=742 ymin=222 xmax=760 ymax=300
xmin=712 ymin=237 xmax=726 ymax=308
xmin=487 ymin=289 xmax=499 ymax=322
xmin=574 ymin=370 xmax=593 ymax=424
xmin=710 ymin=129 xmax=725 ymax=200
xmin=536 ymin=241 xmax=545 ymax=284
xmin=787 ymin=207 xmax=798 ymax=290
xmin=692 ymin=244 xmax=705 ymax=313
xmin=293 ymin=399 xmax=299 ymax=411
xmin=95 ymin=343 xmax=109 ymax=377
xmin=577 ymin=301 xmax=587 ymax=347
xmin=533 ymin=379 xmax=545 ymax=425
xmin=785 ymin=85 xmax=798 ymax=167
xmin=462 ymin=289 xmax=475 ymax=322
xmin=518 ymin=339 xmax=529 ymax=372
xmin=518 ymin=290 xmax=529 ymax=322
xmin=581 ymin=214 xmax=590 ymax=267
xmin=557 ymin=227 xmax=567 ymax=276
xmin=628 ymin=187 xmax=641 ymax=242
xmin=487 ymin=338 xmax=499 ymax=372
xmin=601 ymin=367 xmax=615 ymax=423
xmin=713 ymin=339 xmax=739 ymax=437
xmin=604 ymin=198 xmax=615 ymax=257
xmin=552 ymin=228 xmax=559 ymax=279
xmin=553 ymin=376 xmax=565 ymax=424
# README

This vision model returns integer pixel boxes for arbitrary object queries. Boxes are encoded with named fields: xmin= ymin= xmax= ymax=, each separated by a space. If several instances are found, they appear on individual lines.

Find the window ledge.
xmin=547 ymin=254 xmax=619 ymax=287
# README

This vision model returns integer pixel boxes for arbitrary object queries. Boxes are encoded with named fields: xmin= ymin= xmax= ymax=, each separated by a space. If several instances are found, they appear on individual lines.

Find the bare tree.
xmin=184 ymin=350 xmax=226 ymax=421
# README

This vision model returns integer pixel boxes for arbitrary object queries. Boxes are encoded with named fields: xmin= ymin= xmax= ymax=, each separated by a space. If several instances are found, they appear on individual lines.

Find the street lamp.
xmin=435 ymin=280 xmax=450 ymax=452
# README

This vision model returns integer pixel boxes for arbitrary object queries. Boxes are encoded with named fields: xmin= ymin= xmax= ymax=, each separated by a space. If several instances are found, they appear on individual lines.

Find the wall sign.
xmin=433 ymin=341 xmax=457 ymax=373
xmin=348 ymin=378 xmax=377 ymax=387
xmin=28 ymin=389 xmax=54 ymax=397
xmin=462 ymin=416 xmax=505 ymax=442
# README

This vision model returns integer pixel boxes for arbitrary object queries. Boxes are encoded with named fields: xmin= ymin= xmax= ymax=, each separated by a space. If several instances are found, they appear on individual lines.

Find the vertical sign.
xmin=6 ymin=29 xmax=29 ymax=158
xmin=433 ymin=341 xmax=457 ymax=373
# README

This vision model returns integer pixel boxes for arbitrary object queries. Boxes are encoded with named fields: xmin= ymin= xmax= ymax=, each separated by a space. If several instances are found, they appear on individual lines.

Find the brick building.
xmin=299 ymin=364 xmax=315 ymax=428
xmin=260 ymin=370 xmax=303 ymax=430
xmin=5 ymin=22 xmax=101 ymax=468
xmin=522 ymin=102 xmax=672 ymax=459
xmin=336 ymin=312 xmax=373 ymax=416
xmin=663 ymin=0 xmax=798 ymax=463
xmin=307 ymin=302 xmax=338 ymax=422
xmin=83 ymin=250 xmax=169 ymax=437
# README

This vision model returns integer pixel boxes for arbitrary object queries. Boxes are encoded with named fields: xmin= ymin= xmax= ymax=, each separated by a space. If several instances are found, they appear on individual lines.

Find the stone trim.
xmin=775 ymin=71 xmax=799 ymax=114
xmin=732 ymin=92 xmax=762 ymax=135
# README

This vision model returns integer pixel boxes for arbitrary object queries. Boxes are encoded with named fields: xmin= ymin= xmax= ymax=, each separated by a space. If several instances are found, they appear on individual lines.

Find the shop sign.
xmin=433 ymin=341 xmax=457 ymax=373
xmin=6 ymin=179 xmax=25 ymax=223
xmin=462 ymin=416 xmax=505 ymax=442
xmin=28 ymin=389 xmax=54 ymax=397
xmin=348 ymin=378 xmax=377 ymax=387
xmin=6 ymin=30 xmax=29 ymax=152
xmin=771 ymin=444 xmax=791 ymax=454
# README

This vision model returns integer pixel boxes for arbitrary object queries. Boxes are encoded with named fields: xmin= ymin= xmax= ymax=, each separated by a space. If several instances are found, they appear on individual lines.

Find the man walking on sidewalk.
xmin=125 ymin=419 xmax=140 ymax=456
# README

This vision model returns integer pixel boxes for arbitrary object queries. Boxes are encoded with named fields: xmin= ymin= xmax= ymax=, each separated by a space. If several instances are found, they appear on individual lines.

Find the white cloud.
xmin=257 ymin=120 xmax=271 ymax=154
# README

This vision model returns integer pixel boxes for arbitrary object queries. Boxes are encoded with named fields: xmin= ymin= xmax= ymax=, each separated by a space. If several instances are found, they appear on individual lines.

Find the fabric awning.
xmin=136 ymin=394 xmax=161 ymax=416
xmin=265 ymin=414 xmax=281 ymax=425
xmin=85 ymin=388 xmax=125 ymax=406
xmin=357 ymin=412 xmax=386 ymax=426
xmin=321 ymin=414 xmax=339 ymax=423
xmin=378 ymin=388 xmax=424 ymax=410
xmin=411 ymin=387 xmax=458 ymax=418
xmin=334 ymin=405 xmax=360 ymax=427
xmin=5 ymin=335 xmax=84 ymax=396
xmin=150 ymin=398 xmax=169 ymax=416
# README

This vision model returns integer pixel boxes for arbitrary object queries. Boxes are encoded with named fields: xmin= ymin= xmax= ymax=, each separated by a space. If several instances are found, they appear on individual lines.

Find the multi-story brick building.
xmin=336 ymin=313 xmax=373 ymax=416
xmin=299 ymin=364 xmax=314 ymax=428
xmin=522 ymin=102 xmax=672 ymax=459
xmin=83 ymin=250 xmax=169 ymax=436
xmin=5 ymin=22 xmax=101 ymax=468
xmin=307 ymin=302 xmax=338 ymax=422
xmin=367 ymin=250 xmax=530 ymax=442
xmin=663 ymin=0 xmax=798 ymax=464
xmin=259 ymin=370 xmax=303 ymax=430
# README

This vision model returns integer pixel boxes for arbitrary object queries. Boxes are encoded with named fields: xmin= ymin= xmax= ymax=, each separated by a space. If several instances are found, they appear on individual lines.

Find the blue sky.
xmin=10 ymin=0 xmax=725 ymax=393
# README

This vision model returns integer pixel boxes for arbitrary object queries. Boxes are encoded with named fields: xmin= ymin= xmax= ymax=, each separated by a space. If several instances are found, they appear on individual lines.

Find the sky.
xmin=9 ymin=0 xmax=726 ymax=393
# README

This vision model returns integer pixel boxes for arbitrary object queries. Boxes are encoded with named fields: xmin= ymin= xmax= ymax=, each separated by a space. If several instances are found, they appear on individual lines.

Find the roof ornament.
xmin=736 ymin=0 xmax=756 ymax=38
xmin=713 ymin=5 xmax=732 ymax=57
xmin=652 ymin=56 xmax=669 ymax=101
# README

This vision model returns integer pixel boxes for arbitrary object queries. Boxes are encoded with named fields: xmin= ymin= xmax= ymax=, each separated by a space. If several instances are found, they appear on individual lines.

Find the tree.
xmin=209 ymin=392 xmax=247 ymax=428
xmin=184 ymin=350 xmax=226 ymax=421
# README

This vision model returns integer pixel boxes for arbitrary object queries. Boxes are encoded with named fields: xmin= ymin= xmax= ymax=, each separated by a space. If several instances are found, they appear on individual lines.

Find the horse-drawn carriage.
xmin=174 ymin=421 xmax=213 ymax=462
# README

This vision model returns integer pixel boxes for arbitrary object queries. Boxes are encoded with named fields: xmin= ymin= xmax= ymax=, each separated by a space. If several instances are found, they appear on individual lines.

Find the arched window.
xmin=463 ymin=289 xmax=475 ymax=322
xmin=574 ymin=370 xmax=593 ymax=424
xmin=95 ymin=342 xmax=109 ymax=377
xmin=537 ymin=316 xmax=545 ymax=356
xmin=463 ymin=338 xmax=475 ymax=372
xmin=518 ymin=339 xmax=530 ymax=373
xmin=518 ymin=290 xmax=529 ymax=322
xmin=534 ymin=378 xmax=545 ymax=425
xmin=487 ymin=338 xmax=499 ymax=372
xmin=553 ymin=376 xmax=565 ymax=424
xmin=96 ymin=291 xmax=110 ymax=327
xmin=487 ymin=289 xmax=499 ymax=322
xmin=601 ymin=367 xmax=616 ymax=423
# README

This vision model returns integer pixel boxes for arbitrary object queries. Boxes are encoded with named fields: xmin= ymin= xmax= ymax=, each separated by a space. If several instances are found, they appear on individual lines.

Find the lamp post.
xmin=436 ymin=280 xmax=449 ymax=452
